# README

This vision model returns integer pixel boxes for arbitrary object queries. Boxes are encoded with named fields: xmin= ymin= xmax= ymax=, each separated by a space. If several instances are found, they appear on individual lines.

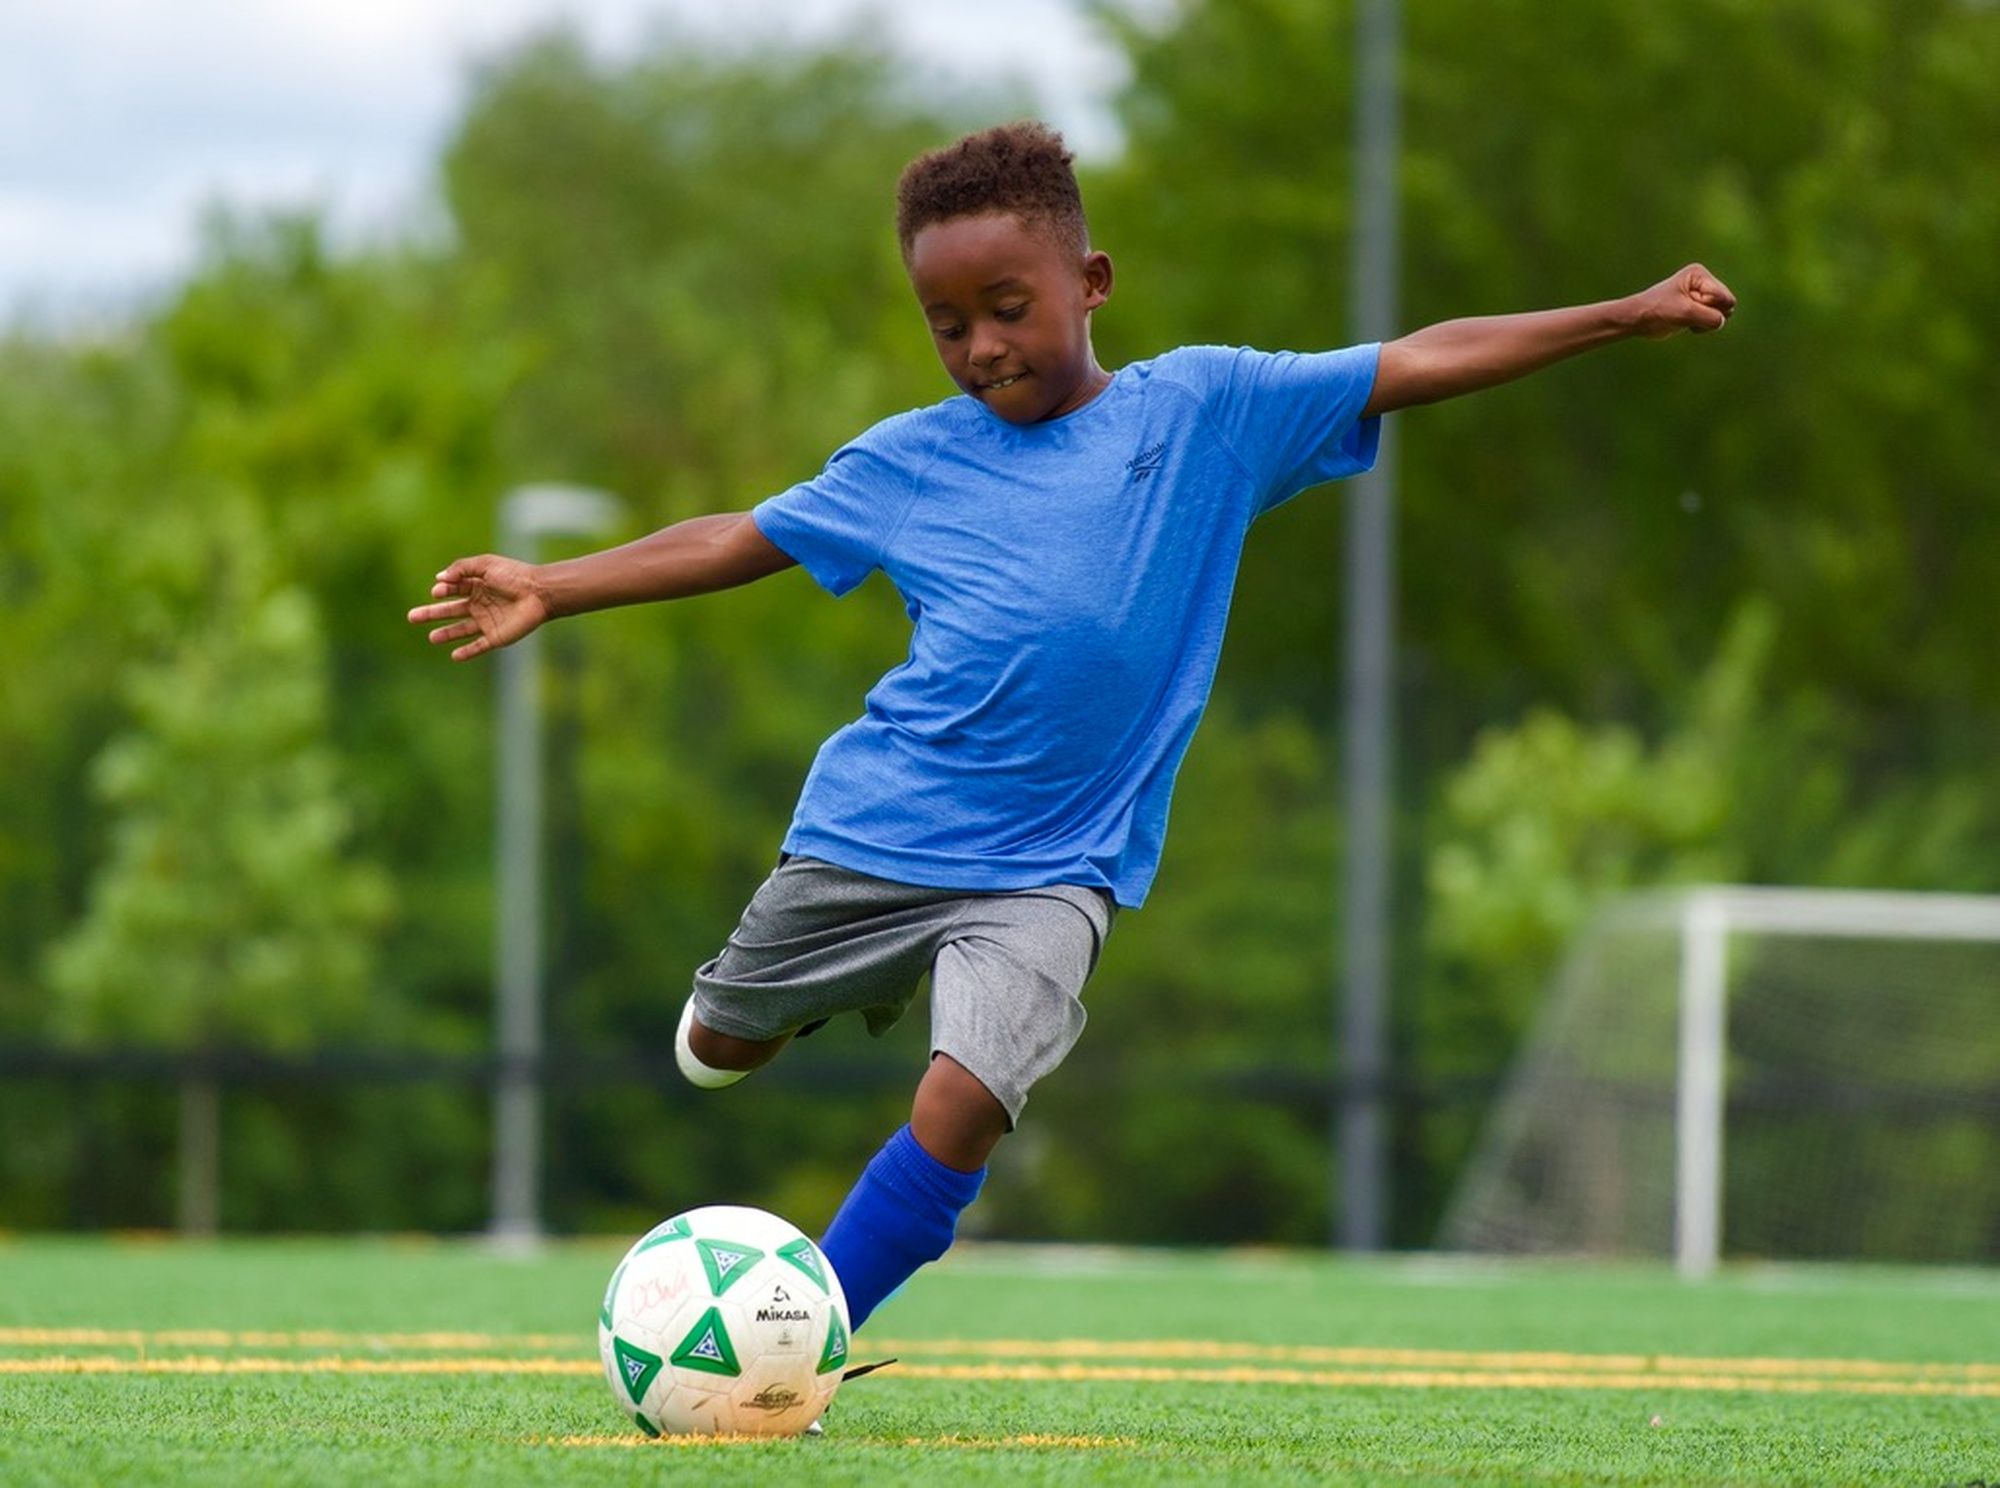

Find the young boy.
xmin=409 ymin=122 xmax=1733 ymax=1333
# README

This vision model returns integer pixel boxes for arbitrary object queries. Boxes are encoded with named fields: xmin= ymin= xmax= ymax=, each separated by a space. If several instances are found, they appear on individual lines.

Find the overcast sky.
xmin=0 ymin=0 xmax=1129 ymax=323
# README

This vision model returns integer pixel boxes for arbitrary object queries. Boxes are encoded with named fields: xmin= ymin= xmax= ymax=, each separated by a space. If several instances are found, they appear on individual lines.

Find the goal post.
xmin=1439 ymin=886 xmax=2000 ymax=1277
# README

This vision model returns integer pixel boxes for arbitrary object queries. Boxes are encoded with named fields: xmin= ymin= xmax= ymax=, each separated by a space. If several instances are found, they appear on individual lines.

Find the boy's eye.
xmin=932 ymin=324 xmax=965 ymax=341
xmin=995 ymin=303 xmax=1028 ymax=321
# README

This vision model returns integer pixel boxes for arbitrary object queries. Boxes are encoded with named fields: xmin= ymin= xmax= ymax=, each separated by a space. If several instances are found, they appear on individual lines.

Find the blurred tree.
xmin=437 ymin=31 xmax=982 ymax=1227
xmin=1417 ymin=599 xmax=1993 ymax=1227
xmin=1096 ymin=0 xmax=2000 ymax=737
xmin=45 ymin=497 xmax=390 ymax=1230
xmin=1028 ymin=704 xmax=1340 ymax=1243
xmin=2 ymin=2 xmax=1996 ymax=1243
xmin=0 ymin=334 xmax=177 ymax=1038
xmin=150 ymin=211 xmax=517 ymax=1052
xmin=1093 ymin=0 xmax=2000 ymax=1237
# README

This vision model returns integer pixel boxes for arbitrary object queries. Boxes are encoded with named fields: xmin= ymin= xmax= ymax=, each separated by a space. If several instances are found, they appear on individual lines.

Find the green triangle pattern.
xmin=775 ymin=1237 xmax=828 ymax=1293
xmin=611 ymin=1335 xmax=664 ymax=1405
xmin=599 ymin=1260 xmax=628 ymax=1329
xmin=816 ymin=1309 xmax=849 ymax=1375
xmin=695 ymin=1238 xmax=764 ymax=1297
xmin=635 ymin=1215 xmax=693 ymax=1254
xmin=632 ymin=1411 xmax=660 ymax=1439
xmin=671 ymin=1306 xmax=742 ymax=1378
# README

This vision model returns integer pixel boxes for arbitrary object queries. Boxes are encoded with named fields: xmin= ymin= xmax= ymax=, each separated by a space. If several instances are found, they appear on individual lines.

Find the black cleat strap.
xmin=841 ymin=1357 xmax=898 ymax=1382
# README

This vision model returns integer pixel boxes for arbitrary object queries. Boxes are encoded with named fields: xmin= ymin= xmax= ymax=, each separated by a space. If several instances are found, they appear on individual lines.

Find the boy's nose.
xmin=970 ymin=324 xmax=1009 ymax=368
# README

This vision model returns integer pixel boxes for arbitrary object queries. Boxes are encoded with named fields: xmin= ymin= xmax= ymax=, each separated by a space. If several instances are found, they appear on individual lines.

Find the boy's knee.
xmin=675 ymin=999 xmax=785 ymax=1088
xmin=910 ymin=1054 xmax=1011 ymax=1172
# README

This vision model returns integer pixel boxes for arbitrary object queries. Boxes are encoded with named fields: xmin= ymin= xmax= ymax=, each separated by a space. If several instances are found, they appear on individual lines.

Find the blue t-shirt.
xmin=752 ymin=342 xmax=1381 ymax=908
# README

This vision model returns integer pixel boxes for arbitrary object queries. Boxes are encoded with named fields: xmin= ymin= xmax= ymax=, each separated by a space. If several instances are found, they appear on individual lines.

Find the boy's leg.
xmin=678 ymin=857 xmax=943 ymax=1089
xmin=819 ymin=1055 xmax=1002 ymax=1330
xmin=820 ymin=887 xmax=1112 ymax=1330
xmin=679 ymin=1003 xmax=789 ymax=1081
xmin=910 ymin=1051 xmax=1010 ymax=1170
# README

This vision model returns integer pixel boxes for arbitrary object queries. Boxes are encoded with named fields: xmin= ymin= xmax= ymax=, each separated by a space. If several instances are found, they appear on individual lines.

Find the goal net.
xmin=1437 ymin=887 xmax=2000 ymax=1274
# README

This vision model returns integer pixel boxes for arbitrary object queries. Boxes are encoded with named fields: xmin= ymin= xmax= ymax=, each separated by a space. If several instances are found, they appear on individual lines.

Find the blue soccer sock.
xmin=819 ymin=1124 xmax=985 ymax=1331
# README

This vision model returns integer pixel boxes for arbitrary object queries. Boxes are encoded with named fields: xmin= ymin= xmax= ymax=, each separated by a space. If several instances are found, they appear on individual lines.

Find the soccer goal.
xmin=1438 ymin=886 xmax=2000 ymax=1276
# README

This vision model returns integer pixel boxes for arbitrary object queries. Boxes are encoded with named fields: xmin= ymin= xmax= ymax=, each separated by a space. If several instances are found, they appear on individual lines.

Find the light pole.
xmin=1340 ymin=0 xmax=1400 ymax=1252
xmin=491 ymin=483 xmax=623 ymax=1246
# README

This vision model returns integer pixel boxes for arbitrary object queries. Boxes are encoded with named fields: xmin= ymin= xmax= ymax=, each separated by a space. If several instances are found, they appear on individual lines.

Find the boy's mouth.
xmin=981 ymin=372 xmax=1026 ymax=391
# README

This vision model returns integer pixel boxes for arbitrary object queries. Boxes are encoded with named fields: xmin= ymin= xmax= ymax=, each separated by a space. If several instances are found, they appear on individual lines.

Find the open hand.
xmin=1633 ymin=264 xmax=1737 ymax=339
xmin=406 ymin=554 xmax=549 ymax=661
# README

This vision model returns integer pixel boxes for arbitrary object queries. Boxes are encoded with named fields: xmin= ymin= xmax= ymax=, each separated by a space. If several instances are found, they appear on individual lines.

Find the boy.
xmin=408 ymin=122 xmax=1733 ymax=1334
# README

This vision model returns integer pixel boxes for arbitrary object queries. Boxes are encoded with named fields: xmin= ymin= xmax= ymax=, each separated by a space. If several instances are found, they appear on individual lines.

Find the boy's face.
xmin=907 ymin=212 xmax=1113 ymax=425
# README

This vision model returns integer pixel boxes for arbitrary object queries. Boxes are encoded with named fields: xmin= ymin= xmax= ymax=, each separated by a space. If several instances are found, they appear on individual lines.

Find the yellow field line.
xmin=539 ymin=1432 xmax=1135 ymax=1451
xmin=0 ymin=1328 xmax=576 ymax=1351
xmin=1651 ymin=1352 xmax=2000 ymax=1380
xmin=872 ymin=1337 xmax=2000 ymax=1380
xmin=891 ymin=1362 xmax=2000 ymax=1399
xmin=6 ymin=1354 xmax=2000 ymax=1399
xmin=7 ymin=1328 xmax=1994 ymax=1383
xmin=0 ymin=1356 xmax=597 ymax=1376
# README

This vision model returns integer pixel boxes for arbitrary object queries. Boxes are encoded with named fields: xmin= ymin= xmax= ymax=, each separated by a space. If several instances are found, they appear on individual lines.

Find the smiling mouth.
xmin=981 ymin=373 xmax=1026 ymax=391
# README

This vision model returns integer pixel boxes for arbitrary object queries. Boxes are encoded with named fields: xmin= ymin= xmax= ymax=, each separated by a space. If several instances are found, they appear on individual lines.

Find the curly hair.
xmin=895 ymin=121 xmax=1089 ymax=260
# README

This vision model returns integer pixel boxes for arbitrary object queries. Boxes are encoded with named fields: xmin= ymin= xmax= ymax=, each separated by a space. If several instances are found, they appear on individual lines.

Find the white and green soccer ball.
xmin=598 ymin=1204 xmax=850 ymax=1437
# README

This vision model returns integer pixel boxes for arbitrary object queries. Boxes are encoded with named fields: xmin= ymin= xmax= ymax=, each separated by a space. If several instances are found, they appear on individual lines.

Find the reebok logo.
xmin=1126 ymin=441 xmax=1167 ymax=480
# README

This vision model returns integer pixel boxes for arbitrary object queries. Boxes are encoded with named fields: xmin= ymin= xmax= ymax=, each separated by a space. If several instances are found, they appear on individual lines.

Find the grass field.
xmin=2 ymin=1236 xmax=1996 ymax=1486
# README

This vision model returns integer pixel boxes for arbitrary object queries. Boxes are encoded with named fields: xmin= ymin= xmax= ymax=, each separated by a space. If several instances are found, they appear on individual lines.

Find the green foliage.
xmin=1423 ymin=596 xmax=1995 ymax=1075
xmin=1096 ymin=0 xmax=2000 ymax=1240
xmin=442 ymin=31 xmax=952 ymax=498
xmin=3 ymin=4 xmax=1997 ymax=1242
xmin=1422 ymin=604 xmax=1767 ymax=1062
xmin=1031 ymin=704 xmax=1338 ymax=1243
xmin=45 ymin=504 xmax=390 ymax=1048
xmin=1414 ymin=598 xmax=1995 ymax=1236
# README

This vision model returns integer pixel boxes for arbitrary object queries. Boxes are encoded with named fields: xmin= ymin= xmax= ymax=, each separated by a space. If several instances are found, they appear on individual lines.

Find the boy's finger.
xmin=429 ymin=621 xmax=480 ymax=646
xmin=451 ymin=636 xmax=492 ymax=662
xmin=1694 ymin=273 xmax=1737 ymax=312
xmin=408 ymin=598 xmax=470 ymax=624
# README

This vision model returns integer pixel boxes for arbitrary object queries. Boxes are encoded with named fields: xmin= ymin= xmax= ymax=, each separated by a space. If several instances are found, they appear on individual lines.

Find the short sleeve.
xmin=752 ymin=415 xmax=924 ymax=597
xmin=1176 ymin=343 xmax=1383 ymax=514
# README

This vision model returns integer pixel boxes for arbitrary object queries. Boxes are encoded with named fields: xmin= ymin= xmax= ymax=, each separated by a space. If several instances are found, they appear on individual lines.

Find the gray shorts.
xmin=690 ymin=857 xmax=1116 ymax=1124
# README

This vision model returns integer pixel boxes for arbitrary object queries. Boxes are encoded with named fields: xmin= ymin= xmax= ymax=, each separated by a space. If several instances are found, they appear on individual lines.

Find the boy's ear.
xmin=1082 ymin=249 xmax=1114 ymax=310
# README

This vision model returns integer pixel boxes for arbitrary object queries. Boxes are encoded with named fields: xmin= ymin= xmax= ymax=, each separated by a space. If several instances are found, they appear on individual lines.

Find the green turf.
xmin=2 ymin=1236 xmax=1996 ymax=1486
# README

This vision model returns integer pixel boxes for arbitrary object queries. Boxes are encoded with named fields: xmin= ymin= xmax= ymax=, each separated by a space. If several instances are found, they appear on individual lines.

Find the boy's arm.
xmin=1361 ymin=263 xmax=1735 ymax=418
xmin=407 ymin=510 xmax=796 ymax=662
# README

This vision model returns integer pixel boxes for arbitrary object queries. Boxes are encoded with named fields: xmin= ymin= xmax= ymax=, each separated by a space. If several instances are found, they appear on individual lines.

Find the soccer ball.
xmin=597 ymin=1204 xmax=850 ymax=1437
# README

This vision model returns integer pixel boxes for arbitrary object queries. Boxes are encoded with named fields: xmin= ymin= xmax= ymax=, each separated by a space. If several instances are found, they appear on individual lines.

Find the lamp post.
xmin=491 ymin=483 xmax=623 ymax=1245
xmin=1340 ymin=0 xmax=1400 ymax=1252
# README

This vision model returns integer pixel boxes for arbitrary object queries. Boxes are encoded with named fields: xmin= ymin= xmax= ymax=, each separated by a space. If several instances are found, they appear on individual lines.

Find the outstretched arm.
xmin=407 ymin=510 xmax=796 ymax=662
xmin=1361 ymin=264 xmax=1735 ymax=418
